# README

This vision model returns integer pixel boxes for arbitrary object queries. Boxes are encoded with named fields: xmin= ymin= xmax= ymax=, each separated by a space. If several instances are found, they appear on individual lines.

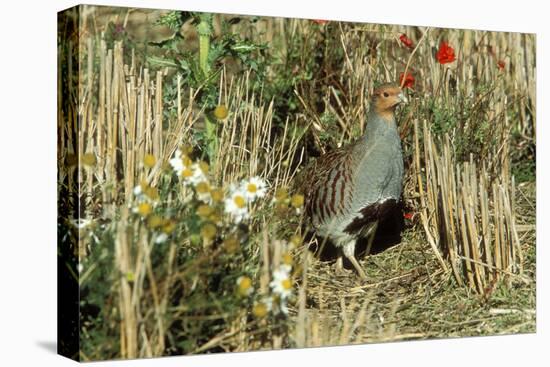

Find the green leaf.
xmin=147 ymin=56 xmax=178 ymax=68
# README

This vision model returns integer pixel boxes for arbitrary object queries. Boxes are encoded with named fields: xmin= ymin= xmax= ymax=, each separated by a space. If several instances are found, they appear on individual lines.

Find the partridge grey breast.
xmin=299 ymin=83 xmax=406 ymax=279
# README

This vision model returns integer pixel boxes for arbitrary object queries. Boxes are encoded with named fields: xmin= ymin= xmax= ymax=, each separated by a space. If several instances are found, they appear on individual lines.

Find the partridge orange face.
xmin=371 ymin=83 xmax=407 ymax=119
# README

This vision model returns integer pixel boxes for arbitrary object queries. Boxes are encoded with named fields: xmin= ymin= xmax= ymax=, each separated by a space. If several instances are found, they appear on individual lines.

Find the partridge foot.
xmin=346 ymin=254 xmax=368 ymax=280
xmin=334 ymin=256 xmax=351 ymax=277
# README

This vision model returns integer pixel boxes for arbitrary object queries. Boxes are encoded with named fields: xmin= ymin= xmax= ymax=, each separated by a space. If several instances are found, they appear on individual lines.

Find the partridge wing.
xmin=300 ymin=144 xmax=357 ymax=225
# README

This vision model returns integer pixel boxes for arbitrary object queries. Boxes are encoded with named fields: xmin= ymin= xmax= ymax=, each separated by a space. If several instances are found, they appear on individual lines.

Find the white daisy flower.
xmin=280 ymin=264 xmax=292 ymax=274
xmin=133 ymin=184 xmax=143 ymax=197
xmin=224 ymin=186 xmax=249 ymax=223
xmin=132 ymin=181 xmax=159 ymax=205
xmin=236 ymin=276 xmax=254 ymax=296
xmin=280 ymin=251 xmax=293 ymax=273
xmin=241 ymin=176 xmax=268 ymax=201
xmin=169 ymin=149 xmax=185 ymax=175
xmin=186 ymin=163 xmax=208 ymax=186
xmin=170 ymin=150 xmax=210 ymax=188
xmin=270 ymin=267 xmax=293 ymax=299
xmin=195 ymin=181 xmax=212 ymax=203
xmin=168 ymin=149 xmax=183 ymax=176
xmin=252 ymin=297 xmax=273 ymax=318
xmin=154 ymin=233 xmax=169 ymax=244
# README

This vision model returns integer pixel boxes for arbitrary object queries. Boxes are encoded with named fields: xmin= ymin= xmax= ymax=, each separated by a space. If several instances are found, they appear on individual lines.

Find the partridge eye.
xmin=383 ymin=92 xmax=389 ymax=97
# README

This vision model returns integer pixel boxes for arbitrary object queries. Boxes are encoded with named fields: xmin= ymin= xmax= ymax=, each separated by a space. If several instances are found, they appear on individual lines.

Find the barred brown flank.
xmin=338 ymin=169 xmax=347 ymax=214
xmin=330 ymin=169 xmax=342 ymax=214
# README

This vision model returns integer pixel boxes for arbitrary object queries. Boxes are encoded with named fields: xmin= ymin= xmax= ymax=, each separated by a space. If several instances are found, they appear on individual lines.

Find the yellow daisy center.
xmin=210 ymin=189 xmax=224 ymax=203
xmin=282 ymin=278 xmax=292 ymax=290
xmin=252 ymin=303 xmax=268 ymax=318
xmin=162 ymin=220 xmax=176 ymax=234
xmin=198 ymin=161 xmax=209 ymax=174
xmin=197 ymin=204 xmax=214 ymax=218
xmin=147 ymin=215 xmax=163 ymax=229
xmin=238 ymin=276 xmax=252 ymax=293
xmin=196 ymin=181 xmax=210 ymax=194
xmin=182 ymin=168 xmax=193 ymax=178
xmin=282 ymin=253 xmax=293 ymax=266
xmin=200 ymin=223 xmax=217 ymax=240
xmin=290 ymin=194 xmax=304 ymax=208
xmin=247 ymin=183 xmax=258 ymax=193
xmin=213 ymin=105 xmax=229 ymax=120
xmin=182 ymin=155 xmax=193 ymax=167
xmin=233 ymin=195 xmax=246 ymax=208
xmin=275 ymin=187 xmax=288 ymax=202
xmin=137 ymin=202 xmax=152 ymax=216
xmin=143 ymin=154 xmax=156 ymax=168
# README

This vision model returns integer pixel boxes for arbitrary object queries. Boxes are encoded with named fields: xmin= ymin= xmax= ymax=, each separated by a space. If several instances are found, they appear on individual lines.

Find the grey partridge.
xmin=299 ymin=83 xmax=406 ymax=279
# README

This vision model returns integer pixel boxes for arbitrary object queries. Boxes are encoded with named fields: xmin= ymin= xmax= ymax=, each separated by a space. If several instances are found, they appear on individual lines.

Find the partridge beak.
xmin=398 ymin=92 xmax=408 ymax=104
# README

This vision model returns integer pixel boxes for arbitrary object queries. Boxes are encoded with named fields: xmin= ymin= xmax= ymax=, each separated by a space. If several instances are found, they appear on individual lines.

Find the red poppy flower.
xmin=399 ymin=34 xmax=414 ymax=49
xmin=404 ymin=212 xmax=414 ymax=220
xmin=436 ymin=41 xmax=456 ymax=64
xmin=497 ymin=60 xmax=505 ymax=70
xmin=312 ymin=19 xmax=329 ymax=25
xmin=399 ymin=72 xmax=415 ymax=89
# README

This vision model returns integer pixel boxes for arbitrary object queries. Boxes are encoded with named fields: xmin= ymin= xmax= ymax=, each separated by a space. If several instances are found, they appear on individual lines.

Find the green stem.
xmin=198 ymin=15 xmax=212 ymax=75
xmin=197 ymin=14 xmax=218 ymax=163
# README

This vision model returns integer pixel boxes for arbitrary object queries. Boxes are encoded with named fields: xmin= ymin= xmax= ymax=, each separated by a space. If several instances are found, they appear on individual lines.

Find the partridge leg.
xmin=364 ymin=220 xmax=379 ymax=256
xmin=346 ymin=254 xmax=367 ymax=280
xmin=343 ymin=241 xmax=367 ymax=280
xmin=334 ymin=253 xmax=346 ymax=275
